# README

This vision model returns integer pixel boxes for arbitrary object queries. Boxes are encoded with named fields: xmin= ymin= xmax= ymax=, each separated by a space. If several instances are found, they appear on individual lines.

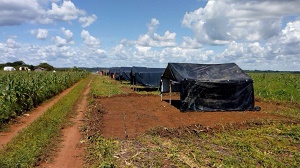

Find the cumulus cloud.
xmin=6 ymin=37 xmax=19 ymax=48
xmin=181 ymin=37 xmax=202 ymax=49
xmin=60 ymin=27 xmax=74 ymax=43
xmin=0 ymin=0 xmax=89 ymax=26
xmin=47 ymin=0 xmax=85 ymax=21
xmin=79 ymin=14 xmax=97 ymax=27
xmin=0 ymin=0 xmax=41 ymax=26
xmin=135 ymin=18 xmax=177 ymax=48
xmin=80 ymin=30 xmax=100 ymax=47
xmin=269 ymin=20 xmax=300 ymax=56
xmin=31 ymin=29 xmax=48 ymax=40
xmin=182 ymin=0 xmax=300 ymax=45
xmin=147 ymin=18 xmax=159 ymax=34
xmin=52 ymin=36 xmax=67 ymax=47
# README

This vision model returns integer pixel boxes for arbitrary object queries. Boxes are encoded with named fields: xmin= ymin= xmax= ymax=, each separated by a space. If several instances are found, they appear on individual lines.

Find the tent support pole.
xmin=169 ymin=81 xmax=172 ymax=104
xmin=160 ymin=79 xmax=162 ymax=101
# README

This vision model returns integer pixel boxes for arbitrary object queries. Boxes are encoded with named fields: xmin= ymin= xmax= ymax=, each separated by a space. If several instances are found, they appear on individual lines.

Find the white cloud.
xmin=79 ymin=14 xmax=97 ymax=27
xmin=181 ymin=37 xmax=202 ymax=49
xmin=52 ymin=36 xmax=67 ymax=47
xmin=47 ymin=0 xmax=85 ymax=21
xmin=60 ymin=27 xmax=74 ymax=43
xmin=269 ymin=20 xmax=300 ymax=56
xmin=147 ymin=18 xmax=159 ymax=34
xmin=0 ymin=0 xmax=41 ymax=26
xmin=0 ymin=0 xmax=89 ymax=26
xmin=32 ymin=29 xmax=49 ymax=40
xmin=182 ymin=0 xmax=300 ymax=45
xmin=135 ymin=18 xmax=177 ymax=48
xmin=80 ymin=30 xmax=100 ymax=47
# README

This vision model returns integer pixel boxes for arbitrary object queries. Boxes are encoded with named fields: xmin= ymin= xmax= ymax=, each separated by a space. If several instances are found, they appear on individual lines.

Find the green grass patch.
xmin=90 ymin=75 xmax=123 ymax=97
xmin=0 ymin=75 xmax=92 ymax=167
xmin=85 ymin=135 xmax=120 ymax=168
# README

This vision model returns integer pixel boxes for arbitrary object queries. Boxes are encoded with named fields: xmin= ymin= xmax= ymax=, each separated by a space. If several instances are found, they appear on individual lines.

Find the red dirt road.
xmin=97 ymin=94 xmax=285 ymax=139
xmin=40 ymin=81 xmax=91 ymax=168
xmin=0 ymin=83 xmax=78 ymax=149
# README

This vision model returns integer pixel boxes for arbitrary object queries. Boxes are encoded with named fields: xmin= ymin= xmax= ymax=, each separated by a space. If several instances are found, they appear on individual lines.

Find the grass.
xmin=0 ymin=75 xmax=92 ymax=167
xmin=90 ymin=76 xmax=124 ymax=97
xmin=249 ymin=73 xmax=300 ymax=103
xmin=85 ymin=73 xmax=300 ymax=167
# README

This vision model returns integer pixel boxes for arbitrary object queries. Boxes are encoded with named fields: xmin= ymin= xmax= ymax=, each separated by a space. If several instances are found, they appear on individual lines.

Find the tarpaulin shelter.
xmin=108 ymin=67 xmax=120 ymax=79
xmin=131 ymin=67 xmax=165 ymax=87
xmin=161 ymin=63 xmax=255 ymax=112
xmin=118 ymin=67 xmax=132 ymax=81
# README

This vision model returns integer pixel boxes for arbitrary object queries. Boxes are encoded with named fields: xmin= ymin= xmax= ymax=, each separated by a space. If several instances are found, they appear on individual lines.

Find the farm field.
xmin=0 ymin=71 xmax=89 ymax=128
xmin=84 ymin=73 xmax=300 ymax=167
xmin=0 ymin=72 xmax=299 ymax=167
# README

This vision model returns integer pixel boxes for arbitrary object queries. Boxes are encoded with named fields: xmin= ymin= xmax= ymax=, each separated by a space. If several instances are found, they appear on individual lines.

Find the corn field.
xmin=249 ymin=73 xmax=300 ymax=103
xmin=0 ymin=71 xmax=89 ymax=125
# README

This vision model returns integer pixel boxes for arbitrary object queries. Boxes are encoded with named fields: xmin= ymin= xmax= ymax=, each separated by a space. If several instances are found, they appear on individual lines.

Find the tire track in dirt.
xmin=0 ymin=82 xmax=79 ymax=149
xmin=39 ymin=79 xmax=91 ymax=168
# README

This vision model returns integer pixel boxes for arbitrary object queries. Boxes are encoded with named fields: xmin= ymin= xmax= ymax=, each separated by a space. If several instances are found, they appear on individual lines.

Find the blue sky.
xmin=0 ymin=0 xmax=300 ymax=71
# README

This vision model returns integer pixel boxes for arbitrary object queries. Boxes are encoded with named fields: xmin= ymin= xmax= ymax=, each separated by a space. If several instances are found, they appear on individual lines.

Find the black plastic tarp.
xmin=131 ymin=67 xmax=165 ymax=87
xmin=108 ymin=67 xmax=120 ymax=79
xmin=161 ymin=63 xmax=254 ymax=111
xmin=119 ymin=67 xmax=132 ymax=81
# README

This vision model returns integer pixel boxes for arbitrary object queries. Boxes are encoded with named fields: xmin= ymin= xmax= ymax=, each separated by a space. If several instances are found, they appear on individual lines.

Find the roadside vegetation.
xmin=85 ymin=73 xmax=300 ymax=167
xmin=0 ymin=75 xmax=92 ymax=167
xmin=0 ymin=71 xmax=89 ymax=128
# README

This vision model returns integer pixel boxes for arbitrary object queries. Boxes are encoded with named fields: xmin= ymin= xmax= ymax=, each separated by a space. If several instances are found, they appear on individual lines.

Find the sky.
xmin=0 ymin=0 xmax=300 ymax=71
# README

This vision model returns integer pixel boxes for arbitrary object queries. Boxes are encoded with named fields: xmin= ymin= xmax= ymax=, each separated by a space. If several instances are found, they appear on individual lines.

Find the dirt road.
xmin=39 ymin=80 xmax=91 ymax=168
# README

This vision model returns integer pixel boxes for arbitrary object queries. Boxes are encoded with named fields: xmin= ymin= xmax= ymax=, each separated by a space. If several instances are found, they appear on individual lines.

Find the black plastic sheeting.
xmin=108 ymin=67 xmax=120 ymax=79
xmin=161 ymin=63 xmax=255 ymax=112
xmin=118 ymin=67 xmax=132 ymax=81
xmin=131 ymin=67 xmax=165 ymax=87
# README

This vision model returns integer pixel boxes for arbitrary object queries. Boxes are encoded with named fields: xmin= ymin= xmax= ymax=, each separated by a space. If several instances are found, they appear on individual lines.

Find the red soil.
xmin=96 ymin=93 xmax=285 ymax=140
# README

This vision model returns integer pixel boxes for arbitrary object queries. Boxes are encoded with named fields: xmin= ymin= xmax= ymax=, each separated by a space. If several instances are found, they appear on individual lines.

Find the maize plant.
xmin=0 ymin=71 xmax=89 ymax=126
xmin=249 ymin=73 xmax=300 ymax=103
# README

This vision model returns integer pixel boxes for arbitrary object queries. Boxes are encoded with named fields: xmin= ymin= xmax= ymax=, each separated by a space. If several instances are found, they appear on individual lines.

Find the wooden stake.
xmin=169 ymin=81 xmax=172 ymax=104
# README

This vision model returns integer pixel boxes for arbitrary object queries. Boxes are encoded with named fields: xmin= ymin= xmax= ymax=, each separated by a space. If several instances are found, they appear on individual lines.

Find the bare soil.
xmin=94 ymin=93 xmax=287 ymax=140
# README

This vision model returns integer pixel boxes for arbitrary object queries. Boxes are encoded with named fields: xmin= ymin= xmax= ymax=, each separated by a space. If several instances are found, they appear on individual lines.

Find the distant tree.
xmin=70 ymin=66 xmax=86 ymax=72
xmin=36 ymin=62 xmax=55 ymax=71
xmin=7 ymin=61 xmax=25 ymax=66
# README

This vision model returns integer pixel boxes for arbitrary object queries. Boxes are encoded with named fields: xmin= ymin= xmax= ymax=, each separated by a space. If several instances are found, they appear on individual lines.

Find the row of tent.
xmin=101 ymin=66 xmax=165 ymax=88
xmin=100 ymin=63 xmax=256 ymax=112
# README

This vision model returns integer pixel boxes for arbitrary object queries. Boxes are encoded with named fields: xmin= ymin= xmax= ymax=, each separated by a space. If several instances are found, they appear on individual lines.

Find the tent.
xmin=118 ymin=67 xmax=132 ymax=81
xmin=131 ymin=67 xmax=165 ymax=87
xmin=161 ymin=63 xmax=255 ymax=112
xmin=108 ymin=67 xmax=120 ymax=79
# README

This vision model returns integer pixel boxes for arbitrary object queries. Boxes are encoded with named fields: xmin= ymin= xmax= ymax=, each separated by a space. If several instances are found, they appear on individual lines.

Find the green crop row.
xmin=249 ymin=73 xmax=300 ymax=103
xmin=0 ymin=75 xmax=91 ymax=167
xmin=0 ymin=71 xmax=89 ymax=127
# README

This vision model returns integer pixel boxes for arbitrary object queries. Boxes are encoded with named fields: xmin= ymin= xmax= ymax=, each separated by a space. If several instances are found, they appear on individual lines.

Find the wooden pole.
xmin=169 ymin=80 xmax=172 ymax=104
xmin=160 ymin=79 xmax=163 ymax=101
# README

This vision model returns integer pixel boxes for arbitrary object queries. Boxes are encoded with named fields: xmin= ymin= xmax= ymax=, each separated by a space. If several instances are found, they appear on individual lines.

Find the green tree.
xmin=36 ymin=62 xmax=55 ymax=71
